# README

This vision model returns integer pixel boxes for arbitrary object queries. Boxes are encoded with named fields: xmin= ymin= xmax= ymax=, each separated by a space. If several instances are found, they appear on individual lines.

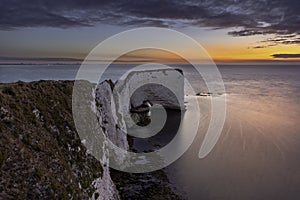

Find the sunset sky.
xmin=0 ymin=0 xmax=299 ymax=64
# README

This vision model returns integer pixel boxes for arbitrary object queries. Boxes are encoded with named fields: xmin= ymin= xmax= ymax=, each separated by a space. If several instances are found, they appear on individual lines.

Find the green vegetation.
xmin=0 ymin=81 xmax=102 ymax=199
xmin=2 ymin=86 xmax=15 ymax=96
xmin=0 ymin=150 xmax=7 ymax=168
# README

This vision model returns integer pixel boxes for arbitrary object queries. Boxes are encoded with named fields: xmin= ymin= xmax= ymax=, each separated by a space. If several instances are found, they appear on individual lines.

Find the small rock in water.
xmin=196 ymin=92 xmax=212 ymax=97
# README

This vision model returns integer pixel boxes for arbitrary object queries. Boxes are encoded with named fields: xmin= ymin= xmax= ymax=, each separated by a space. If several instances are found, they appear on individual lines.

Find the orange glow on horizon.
xmin=205 ymin=43 xmax=300 ymax=63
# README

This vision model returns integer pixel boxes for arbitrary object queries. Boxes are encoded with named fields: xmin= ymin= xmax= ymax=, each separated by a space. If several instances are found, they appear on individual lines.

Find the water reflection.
xmin=166 ymin=79 xmax=300 ymax=200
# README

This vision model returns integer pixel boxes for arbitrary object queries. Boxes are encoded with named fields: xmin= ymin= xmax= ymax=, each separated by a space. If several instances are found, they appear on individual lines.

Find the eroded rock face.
xmin=95 ymin=80 xmax=129 ymax=152
xmin=113 ymin=68 xmax=184 ymax=128
xmin=88 ymin=81 xmax=130 ymax=200
xmin=116 ymin=68 xmax=184 ymax=111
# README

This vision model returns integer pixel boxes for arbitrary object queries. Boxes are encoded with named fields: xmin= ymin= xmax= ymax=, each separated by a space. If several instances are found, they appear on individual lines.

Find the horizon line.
xmin=0 ymin=56 xmax=300 ymax=65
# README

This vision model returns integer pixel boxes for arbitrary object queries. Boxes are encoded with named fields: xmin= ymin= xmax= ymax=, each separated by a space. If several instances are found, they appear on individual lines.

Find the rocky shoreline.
xmin=0 ymin=80 xmax=184 ymax=199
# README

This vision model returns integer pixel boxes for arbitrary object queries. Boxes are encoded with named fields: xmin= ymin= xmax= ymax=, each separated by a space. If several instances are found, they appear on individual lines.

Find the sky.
xmin=0 ymin=0 xmax=299 ymax=64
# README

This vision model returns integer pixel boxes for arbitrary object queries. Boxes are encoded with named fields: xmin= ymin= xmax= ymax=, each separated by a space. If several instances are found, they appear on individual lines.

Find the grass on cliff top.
xmin=0 ymin=80 xmax=102 ymax=199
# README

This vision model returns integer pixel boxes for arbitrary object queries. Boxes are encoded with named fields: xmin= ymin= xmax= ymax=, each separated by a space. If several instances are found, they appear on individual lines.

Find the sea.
xmin=1 ymin=64 xmax=300 ymax=200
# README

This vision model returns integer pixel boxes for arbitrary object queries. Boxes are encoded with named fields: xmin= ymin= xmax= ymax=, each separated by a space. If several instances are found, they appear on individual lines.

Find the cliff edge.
xmin=0 ymin=80 xmax=183 ymax=200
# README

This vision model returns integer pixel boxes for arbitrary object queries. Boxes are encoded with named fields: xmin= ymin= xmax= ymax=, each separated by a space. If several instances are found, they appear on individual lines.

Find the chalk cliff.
xmin=0 ymin=80 xmax=183 ymax=200
xmin=0 ymin=80 xmax=122 ymax=199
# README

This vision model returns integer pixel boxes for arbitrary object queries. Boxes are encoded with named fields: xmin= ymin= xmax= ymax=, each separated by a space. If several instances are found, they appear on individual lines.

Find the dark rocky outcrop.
xmin=0 ymin=81 xmax=103 ymax=199
xmin=0 ymin=80 xmax=184 ymax=200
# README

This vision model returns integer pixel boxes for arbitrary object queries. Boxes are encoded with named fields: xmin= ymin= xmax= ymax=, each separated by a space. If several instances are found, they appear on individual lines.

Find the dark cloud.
xmin=251 ymin=46 xmax=265 ymax=49
xmin=0 ymin=0 xmax=299 ymax=45
xmin=260 ymin=35 xmax=300 ymax=46
xmin=272 ymin=54 xmax=300 ymax=58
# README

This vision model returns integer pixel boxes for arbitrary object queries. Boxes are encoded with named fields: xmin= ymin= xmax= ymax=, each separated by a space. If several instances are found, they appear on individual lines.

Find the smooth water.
xmin=1 ymin=64 xmax=300 ymax=199
xmin=167 ymin=65 xmax=300 ymax=200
